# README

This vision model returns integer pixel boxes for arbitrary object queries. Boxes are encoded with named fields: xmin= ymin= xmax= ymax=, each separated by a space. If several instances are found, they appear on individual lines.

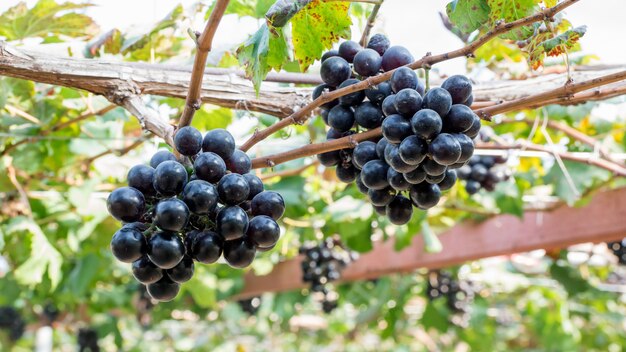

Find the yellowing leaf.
xmin=487 ymin=0 xmax=540 ymax=40
xmin=527 ymin=26 xmax=587 ymax=70
xmin=291 ymin=0 xmax=352 ymax=71
xmin=446 ymin=0 xmax=491 ymax=34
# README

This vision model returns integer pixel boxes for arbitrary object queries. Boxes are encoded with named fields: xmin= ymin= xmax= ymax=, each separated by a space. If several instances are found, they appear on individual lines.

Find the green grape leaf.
xmin=445 ymin=0 xmax=491 ymax=34
xmin=422 ymin=300 xmax=450 ymax=332
xmin=544 ymin=160 xmax=610 ymax=205
xmin=487 ymin=0 xmax=540 ymax=40
xmin=191 ymin=106 xmax=234 ymax=131
xmin=494 ymin=179 xmax=524 ymax=218
xmin=0 ymin=0 xmax=98 ymax=41
xmin=9 ymin=217 xmax=63 ymax=289
xmin=120 ymin=4 xmax=184 ymax=54
xmin=266 ymin=0 xmax=312 ymax=27
xmin=549 ymin=260 xmax=594 ymax=296
xmin=237 ymin=23 xmax=289 ymax=94
xmin=291 ymin=0 xmax=352 ymax=71
xmin=66 ymin=254 xmax=100 ymax=297
xmin=184 ymin=270 xmax=217 ymax=308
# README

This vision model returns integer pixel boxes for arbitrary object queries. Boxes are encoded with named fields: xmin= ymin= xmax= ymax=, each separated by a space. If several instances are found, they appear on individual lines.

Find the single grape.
xmin=353 ymin=141 xmax=378 ymax=168
xmin=465 ymin=180 xmax=481 ymax=194
xmin=191 ymin=230 xmax=224 ymax=264
xmin=393 ymin=88 xmax=423 ymax=116
xmin=470 ymin=164 xmax=488 ymax=182
xmin=320 ymin=56 xmax=351 ymax=87
xmin=422 ymin=158 xmax=447 ymax=176
xmin=409 ymin=183 xmax=441 ymax=209
xmin=107 ymin=187 xmax=145 ymax=222
xmin=454 ymin=133 xmax=475 ymax=163
xmin=181 ymin=180 xmax=218 ymax=215
xmin=131 ymin=256 xmax=162 ymax=284
xmin=376 ymin=137 xmax=389 ymax=159
xmin=225 ymin=150 xmax=252 ymax=175
xmin=111 ymin=223 xmax=147 ymax=262
xmin=382 ymin=114 xmax=412 ymax=143
xmin=425 ymin=172 xmax=446 ymax=184
xmin=251 ymin=191 xmax=286 ymax=220
xmin=411 ymin=109 xmax=442 ymax=140
xmin=166 ymin=255 xmax=194 ymax=283
xmin=365 ymin=82 xmax=392 ymax=105
xmin=422 ymin=87 xmax=452 ymax=117
xmin=385 ymin=144 xmax=418 ymax=173
xmin=328 ymin=105 xmax=355 ymax=132
xmin=154 ymin=198 xmax=190 ymax=232
xmin=355 ymin=173 xmax=370 ymax=194
xmin=216 ymin=206 xmax=249 ymax=241
xmin=373 ymin=205 xmax=387 ymax=216
xmin=361 ymin=159 xmax=390 ymax=190
xmin=381 ymin=46 xmax=414 ymax=71
xmin=443 ymin=104 xmax=475 ymax=133
xmin=368 ymin=187 xmax=396 ymax=206
xmin=243 ymin=174 xmax=264 ymax=200
xmin=457 ymin=165 xmax=472 ymax=180
xmin=217 ymin=173 xmax=250 ymax=205
xmin=326 ymin=128 xmax=344 ymax=140
xmin=321 ymin=49 xmax=339 ymax=62
xmin=147 ymin=276 xmax=180 ymax=302
xmin=429 ymin=133 xmax=462 ymax=165
xmin=147 ymin=231 xmax=185 ymax=269
xmin=193 ymin=152 xmax=227 ymax=183
xmin=387 ymin=168 xmax=410 ymax=191
xmin=247 ymin=215 xmax=280 ymax=247
xmin=256 ymin=243 xmax=276 ymax=252
xmin=463 ymin=94 xmax=474 ymax=107
xmin=353 ymin=48 xmax=382 ymax=77
xmin=312 ymin=84 xmax=338 ymax=110
xmin=381 ymin=94 xmax=398 ymax=116
xmin=403 ymin=167 xmax=427 ymax=184
xmin=367 ymin=33 xmax=390 ymax=56
xmin=355 ymin=102 xmax=384 ymax=129
xmin=338 ymin=40 xmax=362 ymax=63
xmin=390 ymin=67 xmax=418 ymax=93
xmin=464 ymin=114 xmax=482 ymax=139
xmin=154 ymin=160 xmax=188 ymax=196
xmin=127 ymin=165 xmax=156 ymax=197
xmin=441 ymin=75 xmax=473 ymax=104
xmin=336 ymin=163 xmax=358 ymax=182
xmin=184 ymin=229 xmax=200 ymax=254
xmin=150 ymin=150 xmax=177 ymax=168
xmin=338 ymin=79 xmax=366 ymax=106
xmin=318 ymin=150 xmax=341 ymax=167
xmin=223 ymin=238 xmax=257 ymax=268
xmin=398 ymin=135 xmax=427 ymax=165
xmin=174 ymin=126 xmax=203 ymax=156
xmin=202 ymin=128 xmax=236 ymax=160
xmin=386 ymin=195 xmax=413 ymax=225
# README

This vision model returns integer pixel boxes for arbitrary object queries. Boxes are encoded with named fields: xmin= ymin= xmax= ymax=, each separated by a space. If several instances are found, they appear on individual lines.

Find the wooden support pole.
xmin=235 ymin=187 xmax=626 ymax=299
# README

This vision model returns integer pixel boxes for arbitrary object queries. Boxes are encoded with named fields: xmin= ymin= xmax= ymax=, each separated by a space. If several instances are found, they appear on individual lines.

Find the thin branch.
xmin=7 ymin=162 xmax=32 ymax=216
xmin=4 ymin=104 xmax=41 ymax=125
xmin=178 ymin=0 xmax=230 ymax=129
xmin=359 ymin=1 xmax=383 ymax=47
xmin=250 ymin=71 xmax=626 ymax=169
xmin=239 ymin=0 xmax=582 ymax=152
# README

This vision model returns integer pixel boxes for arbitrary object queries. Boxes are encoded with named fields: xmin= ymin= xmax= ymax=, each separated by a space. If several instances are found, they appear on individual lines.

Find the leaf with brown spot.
xmin=445 ymin=0 xmax=491 ymax=34
xmin=487 ymin=0 xmax=540 ymax=40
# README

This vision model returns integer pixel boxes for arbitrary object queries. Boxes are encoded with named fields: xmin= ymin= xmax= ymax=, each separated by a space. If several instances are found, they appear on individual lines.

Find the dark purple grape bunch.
xmin=77 ymin=328 xmax=99 ymax=352
xmin=237 ymin=296 xmax=261 ymax=315
xmin=299 ymin=239 xmax=356 ymax=313
xmin=314 ymin=34 xmax=481 ymax=226
xmin=456 ymin=154 xmax=510 ymax=194
xmin=607 ymin=239 xmax=626 ymax=265
xmin=426 ymin=271 xmax=474 ymax=315
xmin=106 ymin=126 xmax=285 ymax=302
xmin=0 ymin=307 xmax=26 ymax=342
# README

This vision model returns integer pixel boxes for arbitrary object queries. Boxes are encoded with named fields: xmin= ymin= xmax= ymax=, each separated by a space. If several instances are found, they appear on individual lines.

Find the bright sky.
xmin=0 ymin=0 xmax=624 ymax=75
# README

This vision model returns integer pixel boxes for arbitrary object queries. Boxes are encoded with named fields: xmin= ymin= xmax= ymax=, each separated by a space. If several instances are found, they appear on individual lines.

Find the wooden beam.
xmin=236 ymin=188 xmax=626 ymax=299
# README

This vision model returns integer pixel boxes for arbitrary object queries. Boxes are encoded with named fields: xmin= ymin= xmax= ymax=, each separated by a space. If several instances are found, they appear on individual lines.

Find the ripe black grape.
xmin=353 ymin=141 xmax=378 ymax=168
xmin=382 ymin=114 xmax=412 ymax=143
xmin=398 ymin=135 xmax=427 ymax=165
xmin=386 ymin=195 xmax=413 ymax=225
xmin=166 ymin=255 xmax=194 ymax=283
xmin=429 ymin=133 xmax=462 ymax=166
xmin=320 ymin=56 xmax=351 ymax=87
xmin=368 ymin=187 xmax=395 ymax=206
xmin=355 ymin=173 xmax=370 ymax=194
xmin=361 ymin=159 xmax=390 ymax=190
xmin=381 ymin=94 xmax=398 ymax=116
xmin=147 ymin=276 xmax=180 ymax=302
xmin=251 ymin=191 xmax=285 ymax=220
xmin=381 ymin=46 xmax=414 ymax=71
xmin=387 ymin=168 xmax=410 ymax=191
xmin=422 ymin=159 xmax=447 ymax=176
xmin=132 ymin=256 xmax=163 ymax=284
xmin=354 ymin=102 xmax=384 ymax=129
xmin=147 ymin=231 xmax=185 ymax=269
xmin=443 ymin=104 xmax=475 ymax=133
xmin=465 ymin=180 xmax=480 ymax=194
xmin=217 ymin=173 xmax=250 ymax=205
xmin=312 ymin=84 xmax=338 ymax=110
xmin=318 ymin=150 xmax=341 ymax=167
xmin=403 ymin=166 xmax=427 ymax=184
xmin=367 ymin=33 xmax=390 ymax=55
xmin=154 ymin=198 xmax=190 ymax=232
xmin=438 ymin=170 xmax=458 ymax=191
xmin=182 ymin=180 xmax=218 ymax=215
xmin=338 ymin=79 xmax=366 ymax=106
xmin=216 ymin=206 xmax=249 ymax=241
xmin=390 ymin=67 xmax=418 ymax=93
xmin=191 ymin=230 xmax=224 ymax=263
xmin=425 ymin=172 xmax=446 ymax=184
xmin=385 ymin=144 xmax=418 ymax=173
xmin=422 ymin=87 xmax=452 ymax=117
xmin=243 ymin=174 xmax=264 ymax=200
xmin=328 ymin=105 xmax=355 ymax=132
xmin=454 ymin=133 xmax=475 ymax=163
xmin=194 ymin=152 xmax=227 ymax=183
xmin=154 ymin=160 xmax=188 ymax=196
xmin=107 ymin=187 xmax=145 ymax=222
xmin=225 ymin=150 xmax=252 ymax=175
xmin=321 ymin=49 xmax=339 ymax=62
xmin=365 ymin=82 xmax=392 ymax=105
xmin=150 ymin=150 xmax=177 ymax=168
xmin=338 ymin=40 xmax=362 ymax=63
xmin=411 ymin=109 xmax=442 ymax=140
xmin=464 ymin=114 xmax=482 ymax=139
xmin=111 ymin=223 xmax=147 ymax=263
xmin=174 ymin=126 xmax=203 ymax=156
xmin=393 ymin=88 xmax=422 ymax=116
xmin=223 ymin=238 xmax=256 ymax=268
xmin=336 ymin=163 xmax=358 ymax=183
xmin=409 ymin=183 xmax=441 ymax=209
xmin=441 ymin=75 xmax=473 ymax=104
xmin=247 ymin=215 xmax=280 ymax=247
xmin=353 ymin=48 xmax=382 ymax=77
xmin=376 ymin=138 xmax=389 ymax=159
xmin=202 ymin=128 xmax=236 ymax=160
xmin=127 ymin=165 xmax=156 ymax=197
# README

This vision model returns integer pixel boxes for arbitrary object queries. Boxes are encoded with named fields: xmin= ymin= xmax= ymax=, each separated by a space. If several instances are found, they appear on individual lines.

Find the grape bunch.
xmin=237 ymin=296 xmax=261 ymax=315
xmin=456 ymin=155 xmax=510 ymax=194
xmin=315 ymin=34 xmax=481 ymax=225
xmin=607 ymin=239 xmax=626 ymax=265
xmin=299 ymin=239 xmax=356 ymax=313
xmin=0 ymin=307 xmax=25 ymax=341
xmin=426 ymin=271 xmax=474 ymax=315
xmin=77 ymin=328 xmax=99 ymax=352
xmin=107 ymin=127 xmax=285 ymax=302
